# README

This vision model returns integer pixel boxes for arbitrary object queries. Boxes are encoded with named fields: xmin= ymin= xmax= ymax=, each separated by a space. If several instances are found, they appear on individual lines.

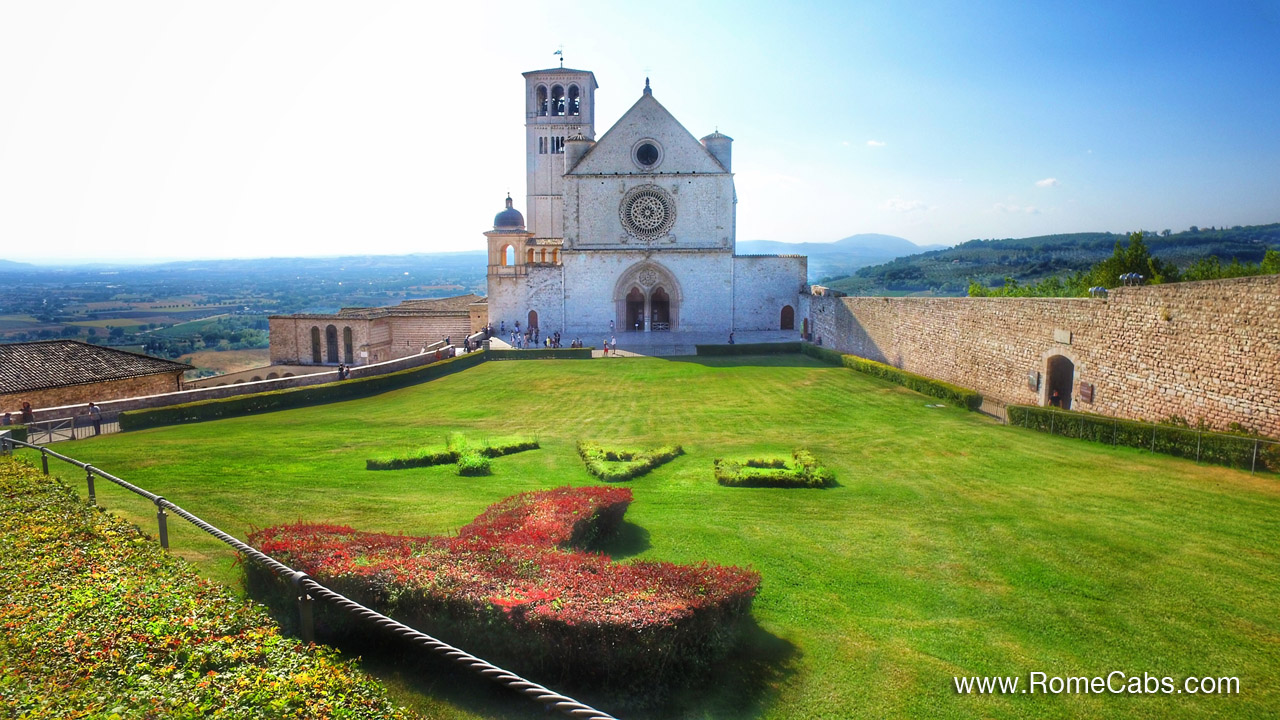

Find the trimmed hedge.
xmin=120 ymin=350 xmax=486 ymax=431
xmin=715 ymin=449 xmax=837 ymax=488
xmin=799 ymin=343 xmax=843 ymax=365
xmin=801 ymin=343 xmax=982 ymax=410
xmin=0 ymin=425 xmax=26 ymax=443
xmin=0 ymin=458 xmax=413 ymax=719
xmin=246 ymin=487 xmax=759 ymax=698
xmin=486 ymin=348 xmax=593 ymax=360
xmin=695 ymin=341 xmax=802 ymax=356
xmin=576 ymin=441 xmax=683 ymax=481
xmin=366 ymin=434 xmax=538 ymax=475
xmin=1007 ymin=405 xmax=1279 ymax=472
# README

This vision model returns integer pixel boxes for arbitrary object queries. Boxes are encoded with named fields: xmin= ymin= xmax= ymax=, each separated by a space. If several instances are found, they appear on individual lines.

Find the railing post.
xmin=85 ymin=467 xmax=96 ymax=505
xmin=41 ymin=448 xmax=49 ymax=475
xmin=291 ymin=572 xmax=315 ymax=644
xmin=1151 ymin=425 xmax=1157 ymax=453
xmin=1196 ymin=430 xmax=1202 ymax=462
xmin=154 ymin=498 xmax=169 ymax=549
xmin=1253 ymin=440 xmax=1260 ymax=475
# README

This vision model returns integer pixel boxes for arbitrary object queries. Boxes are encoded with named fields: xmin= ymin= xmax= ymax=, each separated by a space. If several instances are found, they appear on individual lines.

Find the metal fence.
xmin=1008 ymin=406 xmax=1278 ymax=474
xmin=24 ymin=413 xmax=122 ymax=444
xmin=0 ymin=435 xmax=618 ymax=720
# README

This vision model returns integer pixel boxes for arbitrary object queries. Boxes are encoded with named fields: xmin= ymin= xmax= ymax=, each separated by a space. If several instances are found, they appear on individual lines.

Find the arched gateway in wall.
xmin=614 ymin=263 xmax=681 ymax=332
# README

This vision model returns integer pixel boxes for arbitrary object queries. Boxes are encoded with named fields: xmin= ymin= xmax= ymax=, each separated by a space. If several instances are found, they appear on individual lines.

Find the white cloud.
xmin=841 ymin=140 xmax=851 ymax=147
xmin=1035 ymin=177 xmax=1058 ymax=188
xmin=994 ymin=202 xmax=1040 ymax=215
xmin=882 ymin=197 xmax=927 ymax=213
xmin=866 ymin=140 xmax=886 ymax=147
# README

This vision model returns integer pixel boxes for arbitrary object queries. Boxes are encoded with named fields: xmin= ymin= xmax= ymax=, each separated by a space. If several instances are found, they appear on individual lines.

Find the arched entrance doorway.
xmin=780 ymin=305 xmax=795 ymax=330
xmin=527 ymin=310 xmax=538 ymax=330
xmin=1046 ymin=355 xmax=1075 ymax=410
xmin=651 ymin=287 xmax=671 ymax=331
xmin=614 ymin=263 xmax=681 ymax=333
xmin=625 ymin=288 xmax=645 ymax=332
xmin=325 ymin=325 xmax=339 ymax=364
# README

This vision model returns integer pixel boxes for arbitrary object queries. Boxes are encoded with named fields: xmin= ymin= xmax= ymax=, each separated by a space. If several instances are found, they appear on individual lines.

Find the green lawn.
xmin=16 ymin=355 xmax=1279 ymax=719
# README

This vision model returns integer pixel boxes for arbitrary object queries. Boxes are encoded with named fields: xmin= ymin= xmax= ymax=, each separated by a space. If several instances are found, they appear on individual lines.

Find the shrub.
xmin=486 ymin=348 xmax=593 ymax=360
xmin=800 ymin=343 xmax=843 ymax=365
xmin=576 ymin=441 xmax=684 ymax=481
xmin=1 ymin=425 xmax=26 ymax=443
xmin=1007 ymin=405 xmax=1279 ymax=472
xmin=246 ymin=486 xmax=760 ymax=697
xmin=366 ymin=434 xmax=538 ymax=474
xmin=121 ymin=350 xmax=487 ymax=431
xmin=695 ymin=341 xmax=801 ymax=356
xmin=715 ymin=449 xmax=837 ymax=488
xmin=0 ymin=458 xmax=413 ymax=719
xmin=801 ymin=343 xmax=982 ymax=409
xmin=455 ymin=449 xmax=491 ymax=476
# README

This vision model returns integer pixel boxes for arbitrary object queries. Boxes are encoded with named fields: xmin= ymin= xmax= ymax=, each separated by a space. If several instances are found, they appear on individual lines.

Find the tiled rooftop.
xmin=0 ymin=340 xmax=193 ymax=395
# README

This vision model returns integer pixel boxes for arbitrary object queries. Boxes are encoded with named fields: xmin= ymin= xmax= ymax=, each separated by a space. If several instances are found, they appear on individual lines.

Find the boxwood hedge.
xmin=695 ymin=341 xmax=802 ymax=356
xmin=1007 ymin=404 xmax=1278 ymax=472
xmin=120 ymin=350 xmax=486 ymax=431
xmin=801 ymin=343 xmax=982 ymax=410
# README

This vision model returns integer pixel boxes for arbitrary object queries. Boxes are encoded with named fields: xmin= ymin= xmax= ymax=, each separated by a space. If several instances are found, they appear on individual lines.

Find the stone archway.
xmin=780 ymin=305 xmax=795 ymax=330
xmin=1045 ymin=354 xmax=1075 ymax=410
xmin=613 ymin=262 xmax=681 ymax=332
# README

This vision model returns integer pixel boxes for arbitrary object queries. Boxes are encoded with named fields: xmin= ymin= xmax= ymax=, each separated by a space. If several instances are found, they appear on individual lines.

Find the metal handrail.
xmin=0 ymin=435 xmax=618 ymax=720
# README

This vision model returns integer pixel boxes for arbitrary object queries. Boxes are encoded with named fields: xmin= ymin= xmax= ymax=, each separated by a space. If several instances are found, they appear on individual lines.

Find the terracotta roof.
xmin=0 ymin=340 xmax=193 ymax=395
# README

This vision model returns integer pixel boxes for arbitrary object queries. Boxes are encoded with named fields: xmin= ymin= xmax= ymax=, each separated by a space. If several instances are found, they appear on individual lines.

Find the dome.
xmin=493 ymin=195 xmax=525 ymax=230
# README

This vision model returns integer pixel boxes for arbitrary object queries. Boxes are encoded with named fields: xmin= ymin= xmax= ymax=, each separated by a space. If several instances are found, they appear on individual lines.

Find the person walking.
xmin=610 ymin=336 xmax=617 ymax=355
xmin=20 ymin=402 xmax=34 ymax=424
xmin=88 ymin=402 xmax=102 ymax=436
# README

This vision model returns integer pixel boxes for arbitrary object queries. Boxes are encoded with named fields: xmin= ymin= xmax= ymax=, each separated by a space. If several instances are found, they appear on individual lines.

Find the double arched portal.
xmin=614 ymin=263 xmax=680 ymax=332
xmin=310 ymin=324 xmax=355 ymax=364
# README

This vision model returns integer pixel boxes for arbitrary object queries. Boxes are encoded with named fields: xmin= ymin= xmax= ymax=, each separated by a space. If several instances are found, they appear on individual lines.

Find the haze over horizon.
xmin=3 ymin=1 xmax=1277 ymax=263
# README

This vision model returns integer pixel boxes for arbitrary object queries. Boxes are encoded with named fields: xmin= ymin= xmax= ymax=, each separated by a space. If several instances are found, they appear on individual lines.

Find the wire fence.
xmin=1007 ymin=406 xmax=1279 ymax=474
xmin=0 ymin=434 xmax=619 ymax=720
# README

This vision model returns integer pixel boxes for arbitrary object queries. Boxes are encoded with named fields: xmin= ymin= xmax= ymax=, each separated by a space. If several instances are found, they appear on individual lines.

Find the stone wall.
xmin=2 ymin=371 xmax=184 ymax=417
xmin=732 ymin=255 xmax=807 ymax=331
xmin=809 ymin=275 xmax=1279 ymax=437
xmin=23 ymin=347 xmax=463 ymax=423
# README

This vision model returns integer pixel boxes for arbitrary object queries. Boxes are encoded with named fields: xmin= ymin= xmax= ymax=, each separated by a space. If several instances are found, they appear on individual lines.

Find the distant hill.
xmin=0 ymin=259 xmax=35 ymax=272
xmin=826 ymin=224 xmax=1280 ymax=296
xmin=738 ymin=234 xmax=946 ymax=281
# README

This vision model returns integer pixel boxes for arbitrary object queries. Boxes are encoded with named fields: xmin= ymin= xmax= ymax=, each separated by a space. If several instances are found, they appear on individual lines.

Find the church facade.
xmin=485 ymin=67 xmax=806 ymax=336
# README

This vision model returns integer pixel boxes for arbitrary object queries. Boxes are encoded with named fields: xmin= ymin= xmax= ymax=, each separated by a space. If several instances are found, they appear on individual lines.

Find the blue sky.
xmin=1 ymin=0 xmax=1276 ymax=262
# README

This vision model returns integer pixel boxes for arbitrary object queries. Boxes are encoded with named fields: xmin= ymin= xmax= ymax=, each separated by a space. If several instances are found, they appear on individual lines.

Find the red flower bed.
xmin=246 ymin=486 xmax=760 ymax=693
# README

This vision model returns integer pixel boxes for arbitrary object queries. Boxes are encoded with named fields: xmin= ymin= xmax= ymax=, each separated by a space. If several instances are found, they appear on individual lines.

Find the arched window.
xmin=568 ymin=85 xmax=580 ymax=116
xmin=536 ymin=85 xmax=548 ymax=116
xmin=325 ymin=325 xmax=339 ymax=364
xmin=780 ymin=305 xmax=795 ymax=330
xmin=551 ymin=248 xmax=559 ymax=263
xmin=310 ymin=326 xmax=322 ymax=363
xmin=343 ymin=326 xmax=354 ymax=363
xmin=551 ymin=85 xmax=565 ymax=116
xmin=527 ymin=247 xmax=535 ymax=263
xmin=539 ymin=248 xmax=547 ymax=262
xmin=502 ymin=245 xmax=514 ymax=266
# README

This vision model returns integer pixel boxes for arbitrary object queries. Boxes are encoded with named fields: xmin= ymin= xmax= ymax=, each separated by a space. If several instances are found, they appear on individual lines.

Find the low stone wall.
xmin=27 ymin=348 xmax=464 ymax=424
xmin=809 ymin=275 xmax=1280 ymax=437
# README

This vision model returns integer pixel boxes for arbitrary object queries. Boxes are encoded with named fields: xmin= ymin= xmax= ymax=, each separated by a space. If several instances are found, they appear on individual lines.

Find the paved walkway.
xmin=492 ymin=330 xmax=803 ymax=358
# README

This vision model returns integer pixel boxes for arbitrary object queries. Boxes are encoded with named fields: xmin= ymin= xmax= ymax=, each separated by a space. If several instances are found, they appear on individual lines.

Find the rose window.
xmin=619 ymin=186 xmax=676 ymax=240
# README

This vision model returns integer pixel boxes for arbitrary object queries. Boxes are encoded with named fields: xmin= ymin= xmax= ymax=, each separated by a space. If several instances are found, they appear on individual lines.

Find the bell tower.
xmin=522 ymin=67 xmax=597 ymax=241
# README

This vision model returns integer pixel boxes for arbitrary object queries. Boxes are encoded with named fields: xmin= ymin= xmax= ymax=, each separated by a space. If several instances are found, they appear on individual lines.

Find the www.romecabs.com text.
xmin=953 ymin=672 xmax=1240 ymax=695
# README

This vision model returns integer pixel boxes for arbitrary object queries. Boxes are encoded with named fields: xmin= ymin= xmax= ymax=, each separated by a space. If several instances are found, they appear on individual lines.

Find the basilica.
xmin=485 ymin=66 xmax=806 ymax=336
xmin=270 ymin=65 xmax=807 ymax=366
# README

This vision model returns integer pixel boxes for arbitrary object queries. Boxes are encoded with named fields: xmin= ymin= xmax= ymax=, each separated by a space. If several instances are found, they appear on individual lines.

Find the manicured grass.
xmin=17 ymin=355 xmax=1280 ymax=719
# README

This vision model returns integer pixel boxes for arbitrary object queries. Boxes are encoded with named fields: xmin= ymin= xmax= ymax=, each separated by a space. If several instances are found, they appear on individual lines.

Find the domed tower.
xmin=485 ymin=195 xmax=534 ymax=276
xmin=523 ymin=66 xmax=598 ymax=242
